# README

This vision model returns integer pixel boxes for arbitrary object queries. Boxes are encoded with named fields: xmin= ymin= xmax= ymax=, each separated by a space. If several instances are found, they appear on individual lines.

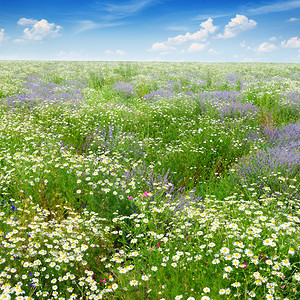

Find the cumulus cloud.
xmin=0 ymin=29 xmax=5 ymax=43
xmin=257 ymin=42 xmax=278 ymax=52
xmin=188 ymin=43 xmax=206 ymax=52
xmin=150 ymin=18 xmax=217 ymax=52
xmin=166 ymin=18 xmax=217 ymax=45
xmin=217 ymin=15 xmax=257 ymax=39
xmin=281 ymin=36 xmax=300 ymax=48
xmin=16 ymin=18 xmax=62 ymax=42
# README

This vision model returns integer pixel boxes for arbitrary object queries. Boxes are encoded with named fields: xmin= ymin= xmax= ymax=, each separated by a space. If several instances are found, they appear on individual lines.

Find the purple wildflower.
xmin=113 ymin=81 xmax=135 ymax=98
xmin=144 ymin=89 xmax=174 ymax=102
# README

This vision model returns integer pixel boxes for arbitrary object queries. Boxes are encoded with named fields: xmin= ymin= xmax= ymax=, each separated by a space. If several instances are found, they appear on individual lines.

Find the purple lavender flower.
xmin=82 ymin=125 xmax=145 ymax=160
xmin=165 ymin=80 xmax=181 ymax=92
xmin=113 ymin=81 xmax=135 ymax=98
xmin=2 ymin=75 xmax=85 ymax=109
xmin=196 ymin=90 xmax=242 ymax=104
xmin=144 ymin=89 xmax=174 ymax=102
xmin=281 ymin=91 xmax=300 ymax=108
xmin=237 ymin=146 xmax=300 ymax=178
xmin=221 ymin=102 xmax=258 ymax=119
xmin=236 ymin=122 xmax=300 ymax=183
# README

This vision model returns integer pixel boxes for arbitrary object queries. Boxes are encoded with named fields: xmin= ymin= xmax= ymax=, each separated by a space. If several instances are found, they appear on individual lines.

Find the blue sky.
xmin=0 ymin=0 xmax=299 ymax=62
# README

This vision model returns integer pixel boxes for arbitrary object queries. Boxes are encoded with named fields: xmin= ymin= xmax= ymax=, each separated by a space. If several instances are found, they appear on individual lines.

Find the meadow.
xmin=0 ymin=61 xmax=299 ymax=300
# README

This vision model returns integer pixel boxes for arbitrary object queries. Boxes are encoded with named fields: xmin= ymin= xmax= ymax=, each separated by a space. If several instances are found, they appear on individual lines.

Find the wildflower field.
xmin=0 ymin=61 xmax=299 ymax=300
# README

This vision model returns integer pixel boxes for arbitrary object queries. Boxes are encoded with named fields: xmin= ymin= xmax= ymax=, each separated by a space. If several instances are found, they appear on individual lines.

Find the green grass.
xmin=0 ymin=61 xmax=299 ymax=300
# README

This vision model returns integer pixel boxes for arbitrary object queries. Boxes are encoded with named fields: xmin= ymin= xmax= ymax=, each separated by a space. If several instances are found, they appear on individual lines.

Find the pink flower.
xmin=157 ymin=242 xmax=161 ymax=248
xmin=144 ymin=191 xmax=149 ymax=198
xmin=128 ymin=196 xmax=133 ymax=200
xmin=241 ymin=263 xmax=247 ymax=269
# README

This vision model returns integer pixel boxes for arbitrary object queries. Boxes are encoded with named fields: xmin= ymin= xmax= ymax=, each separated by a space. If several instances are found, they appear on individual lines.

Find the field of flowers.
xmin=0 ymin=61 xmax=299 ymax=300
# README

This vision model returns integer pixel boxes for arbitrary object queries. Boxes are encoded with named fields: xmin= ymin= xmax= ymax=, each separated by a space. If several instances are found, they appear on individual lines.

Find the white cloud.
xmin=269 ymin=36 xmax=277 ymax=41
xmin=17 ymin=18 xmax=38 ymax=26
xmin=13 ymin=39 xmax=26 ymax=44
xmin=150 ymin=18 xmax=217 ymax=52
xmin=76 ymin=20 xmax=100 ymax=33
xmin=240 ymin=40 xmax=246 ymax=47
xmin=217 ymin=15 xmax=257 ymax=39
xmin=159 ymin=51 xmax=169 ymax=56
xmin=281 ymin=36 xmax=300 ymax=48
xmin=288 ymin=17 xmax=298 ymax=22
xmin=248 ymin=1 xmax=300 ymax=15
xmin=103 ymin=0 xmax=159 ymax=19
xmin=75 ymin=20 xmax=124 ymax=34
xmin=208 ymin=48 xmax=221 ymax=55
xmin=150 ymin=42 xmax=176 ymax=51
xmin=166 ymin=18 xmax=217 ymax=45
xmin=188 ymin=43 xmax=206 ymax=52
xmin=193 ymin=13 xmax=231 ymax=21
xmin=257 ymin=42 xmax=278 ymax=52
xmin=17 ymin=18 xmax=62 ymax=41
xmin=105 ymin=49 xmax=126 ymax=55
xmin=116 ymin=49 xmax=126 ymax=55
xmin=0 ymin=29 xmax=5 ymax=43
xmin=194 ymin=2 xmax=300 ymax=22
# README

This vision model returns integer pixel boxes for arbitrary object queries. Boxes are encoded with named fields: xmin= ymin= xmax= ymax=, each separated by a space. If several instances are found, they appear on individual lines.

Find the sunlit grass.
xmin=0 ymin=61 xmax=299 ymax=299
